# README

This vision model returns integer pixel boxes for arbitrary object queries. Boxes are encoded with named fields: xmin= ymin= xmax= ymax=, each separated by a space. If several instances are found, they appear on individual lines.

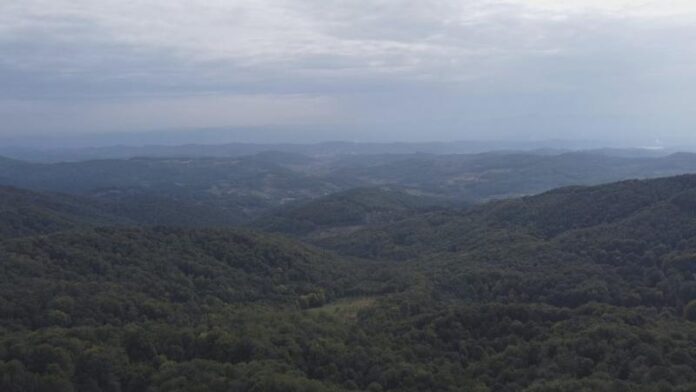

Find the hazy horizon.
xmin=0 ymin=128 xmax=677 ymax=151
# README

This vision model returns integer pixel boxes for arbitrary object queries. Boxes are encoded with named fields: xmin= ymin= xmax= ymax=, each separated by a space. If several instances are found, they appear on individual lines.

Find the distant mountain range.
xmin=0 ymin=140 xmax=677 ymax=163
xmin=1 ymin=150 xmax=696 ymax=228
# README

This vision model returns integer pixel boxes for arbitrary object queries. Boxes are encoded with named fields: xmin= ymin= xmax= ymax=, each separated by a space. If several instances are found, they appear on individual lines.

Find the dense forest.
xmin=2 ymin=151 xmax=696 ymax=391
xmin=250 ymin=187 xmax=458 ymax=239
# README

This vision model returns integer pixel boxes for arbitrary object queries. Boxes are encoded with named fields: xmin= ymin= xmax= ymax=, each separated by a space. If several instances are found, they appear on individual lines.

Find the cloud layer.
xmin=2 ymin=0 xmax=696 ymax=144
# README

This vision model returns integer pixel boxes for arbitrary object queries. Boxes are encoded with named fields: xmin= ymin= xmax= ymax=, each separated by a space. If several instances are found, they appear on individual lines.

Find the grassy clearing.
xmin=307 ymin=296 xmax=378 ymax=320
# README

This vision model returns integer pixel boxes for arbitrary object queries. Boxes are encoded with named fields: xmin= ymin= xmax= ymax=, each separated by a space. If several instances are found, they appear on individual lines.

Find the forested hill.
xmin=0 ymin=186 xmax=243 ymax=236
xmin=303 ymin=174 xmax=696 ymax=391
xmin=0 ymin=155 xmax=346 ymax=225
xmin=251 ymin=187 xmax=458 ymax=237
xmin=0 ymin=227 xmax=369 ymax=328
xmin=318 ymin=174 xmax=696 ymax=260
xmin=2 ymin=151 xmax=696 ymax=228
xmin=0 ymin=186 xmax=131 ymax=239
xmin=0 ymin=226 xmax=403 ymax=391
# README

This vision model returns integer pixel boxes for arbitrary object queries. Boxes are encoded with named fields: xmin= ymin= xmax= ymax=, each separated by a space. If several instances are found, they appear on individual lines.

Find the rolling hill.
xmin=2 ymin=151 xmax=696 ymax=228
xmin=315 ymin=174 xmax=696 ymax=259
xmin=251 ymin=186 xmax=459 ymax=238
xmin=0 ymin=186 xmax=131 ymax=238
xmin=0 ymin=155 xmax=345 ymax=225
xmin=3 ymin=164 xmax=696 ymax=390
xmin=328 ymin=151 xmax=696 ymax=200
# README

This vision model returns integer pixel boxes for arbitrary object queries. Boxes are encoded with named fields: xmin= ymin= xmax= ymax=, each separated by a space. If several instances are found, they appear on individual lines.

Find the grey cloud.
xmin=1 ymin=0 xmax=696 ymax=144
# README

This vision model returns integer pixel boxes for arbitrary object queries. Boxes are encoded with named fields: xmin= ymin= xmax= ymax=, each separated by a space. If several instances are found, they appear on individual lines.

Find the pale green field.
xmin=306 ymin=296 xmax=377 ymax=320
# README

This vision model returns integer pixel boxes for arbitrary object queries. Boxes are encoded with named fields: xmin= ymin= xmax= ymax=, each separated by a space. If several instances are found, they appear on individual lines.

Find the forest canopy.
xmin=2 ymin=155 xmax=696 ymax=391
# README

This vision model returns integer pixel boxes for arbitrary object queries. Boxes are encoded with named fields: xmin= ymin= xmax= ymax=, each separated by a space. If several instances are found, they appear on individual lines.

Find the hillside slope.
xmin=0 ymin=227 xmax=363 ymax=329
xmin=0 ymin=155 xmax=345 ymax=225
xmin=0 ymin=226 xmax=402 ymax=391
xmin=251 ymin=186 xmax=458 ymax=237
xmin=319 ymin=174 xmax=696 ymax=260
xmin=0 ymin=186 xmax=131 ymax=238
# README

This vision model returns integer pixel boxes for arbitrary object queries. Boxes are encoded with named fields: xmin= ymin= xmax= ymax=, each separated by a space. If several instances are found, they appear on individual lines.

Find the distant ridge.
xmin=0 ymin=140 xmax=680 ymax=162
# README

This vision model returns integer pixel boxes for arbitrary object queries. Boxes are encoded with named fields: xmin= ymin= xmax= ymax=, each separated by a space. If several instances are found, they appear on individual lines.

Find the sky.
xmin=1 ymin=0 xmax=696 ymax=146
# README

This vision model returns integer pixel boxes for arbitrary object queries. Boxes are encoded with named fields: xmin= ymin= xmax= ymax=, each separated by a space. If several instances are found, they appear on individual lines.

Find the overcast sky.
xmin=2 ymin=0 xmax=696 ymax=145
